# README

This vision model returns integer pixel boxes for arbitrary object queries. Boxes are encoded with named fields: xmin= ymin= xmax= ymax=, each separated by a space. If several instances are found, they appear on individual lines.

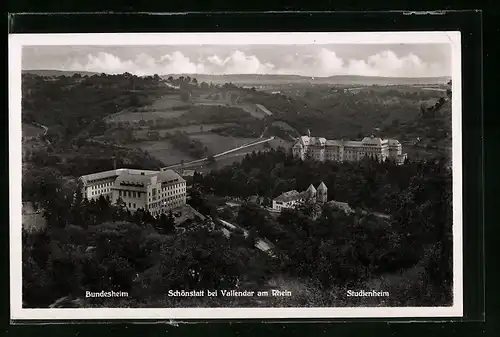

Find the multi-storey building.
xmin=272 ymin=182 xmax=328 ymax=212
xmin=292 ymin=132 xmax=407 ymax=165
xmin=79 ymin=168 xmax=186 ymax=217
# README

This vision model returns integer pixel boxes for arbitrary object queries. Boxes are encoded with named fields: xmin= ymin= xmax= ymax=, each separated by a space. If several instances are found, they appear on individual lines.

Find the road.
xmin=34 ymin=122 xmax=48 ymax=136
xmin=163 ymin=136 xmax=274 ymax=170
xmin=255 ymin=104 xmax=273 ymax=116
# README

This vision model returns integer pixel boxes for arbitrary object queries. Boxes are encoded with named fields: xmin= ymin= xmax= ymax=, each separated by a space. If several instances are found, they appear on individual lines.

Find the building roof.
xmin=80 ymin=168 xmax=159 ymax=184
xmin=116 ymin=168 xmax=158 ymax=176
xmin=325 ymin=140 xmax=343 ymax=146
xmin=306 ymin=184 xmax=317 ymax=195
xmin=317 ymin=182 xmax=327 ymax=191
xmin=80 ymin=169 xmax=119 ymax=184
xmin=274 ymin=190 xmax=302 ymax=203
xmin=115 ymin=173 xmax=151 ymax=187
xmin=181 ymin=169 xmax=196 ymax=176
xmin=295 ymin=134 xmax=403 ymax=150
xmin=81 ymin=168 xmax=185 ymax=188
xmin=387 ymin=139 xmax=401 ymax=146
xmin=157 ymin=169 xmax=185 ymax=184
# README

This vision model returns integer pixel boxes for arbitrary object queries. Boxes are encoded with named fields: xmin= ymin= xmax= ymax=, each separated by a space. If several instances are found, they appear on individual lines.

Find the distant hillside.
xmin=22 ymin=69 xmax=98 ymax=77
xmin=162 ymin=74 xmax=451 ymax=86
xmin=23 ymin=69 xmax=450 ymax=86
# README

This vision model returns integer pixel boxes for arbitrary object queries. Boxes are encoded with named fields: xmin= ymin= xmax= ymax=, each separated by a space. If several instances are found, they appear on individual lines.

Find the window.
xmin=128 ymin=203 xmax=131 ymax=208
xmin=133 ymin=203 xmax=136 ymax=208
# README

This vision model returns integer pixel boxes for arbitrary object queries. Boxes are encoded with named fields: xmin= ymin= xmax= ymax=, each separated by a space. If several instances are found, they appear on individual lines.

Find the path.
xmin=162 ymin=136 xmax=274 ymax=170
xmin=255 ymin=104 xmax=273 ymax=116
xmin=32 ymin=122 xmax=48 ymax=136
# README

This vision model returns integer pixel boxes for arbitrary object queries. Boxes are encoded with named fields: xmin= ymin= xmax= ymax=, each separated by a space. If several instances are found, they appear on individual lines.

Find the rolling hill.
xmin=22 ymin=69 xmax=99 ymax=77
xmin=162 ymin=74 xmax=451 ymax=86
xmin=22 ymin=69 xmax=450 ymax=86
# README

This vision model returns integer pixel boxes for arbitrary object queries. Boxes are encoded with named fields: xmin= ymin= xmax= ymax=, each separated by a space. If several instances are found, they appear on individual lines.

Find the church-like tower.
xmin=305 ymin=184 xmax=317 ymax=202
xmin=317 ymin=182 xmax=328 ymax=204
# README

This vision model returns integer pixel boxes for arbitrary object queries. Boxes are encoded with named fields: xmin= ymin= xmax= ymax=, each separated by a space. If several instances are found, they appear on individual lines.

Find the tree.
xmin=180 ymin=91 xmax=191 ymax=102
xmin=158 ymin=212 xmax=175 ymax=234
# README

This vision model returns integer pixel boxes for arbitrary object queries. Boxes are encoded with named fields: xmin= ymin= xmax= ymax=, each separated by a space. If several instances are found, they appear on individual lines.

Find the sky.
xmin=22 ymin=44 xmax=451 ymax=78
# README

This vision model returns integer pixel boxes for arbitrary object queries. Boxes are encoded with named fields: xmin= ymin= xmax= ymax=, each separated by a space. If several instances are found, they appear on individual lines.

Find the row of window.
xmin=148 ymin=192 xmax=185 ymax=203
xmin=119 ymin=190 xmax=144 ymax=198
xmin=90 ymin=182 xmax=112 ymax=190
xmin=149 ymin=200 xmax=184 ymax=217
xmin=150 ymin=183 xmax=186 ymax=196
xmin=148 ymin=195 xmax=184 ymax=209
xmin=90 ymin=188 xmax=111 ymax=196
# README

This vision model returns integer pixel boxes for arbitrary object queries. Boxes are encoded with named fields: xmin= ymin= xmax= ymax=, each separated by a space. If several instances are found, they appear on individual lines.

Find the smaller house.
xmin=272 ymin=190 xmax=305 ymax=212
xmin=272 ymin=182 xmax=325 ymax=212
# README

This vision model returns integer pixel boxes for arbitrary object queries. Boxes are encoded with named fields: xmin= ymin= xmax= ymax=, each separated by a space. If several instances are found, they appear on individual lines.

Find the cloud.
xmin=345 ymin=50 xmax=443 ymax=77
xmin=65 ymin=48 xmax=446 ymax=77
xmin=158 ymin=51 xmax=205 ymax=74
xmin=68 ymin=52 xmax=135 ymax=74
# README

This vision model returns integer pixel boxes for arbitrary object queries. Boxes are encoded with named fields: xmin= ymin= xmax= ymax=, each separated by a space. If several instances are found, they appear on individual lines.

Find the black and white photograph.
xmin=9 ymin=32 xmax=462 ymax=320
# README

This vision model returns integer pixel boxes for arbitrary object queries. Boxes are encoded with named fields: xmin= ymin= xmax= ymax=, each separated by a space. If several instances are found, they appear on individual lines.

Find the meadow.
xmin=127 ymin=133 xmax=262 ymax=167
xmin=190 ymin=134 xmax=257 ymax=154
xmin=106 ymin=94 xmax=191 ymax=122
xmin=124 ymin=140 xmax=194 ymax=166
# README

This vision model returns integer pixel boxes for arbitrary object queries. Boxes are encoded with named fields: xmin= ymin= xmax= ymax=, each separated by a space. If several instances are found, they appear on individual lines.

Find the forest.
xmin=195 ymin=149 xmax=453 ymax=306
xmin=242 ymin=84 xmax=451 ymax=143
xmin=197 ymin=148 xmax=426 ymax=214
xmin=21 ymin=73 xmax=453 ymax=308
xmin=22 ymin=148 xmax=452 ymax=308
xmin=21 ymin=73 xmax=169 ymax=140
xmin=22 ymin=174 xmax=273 ymax=308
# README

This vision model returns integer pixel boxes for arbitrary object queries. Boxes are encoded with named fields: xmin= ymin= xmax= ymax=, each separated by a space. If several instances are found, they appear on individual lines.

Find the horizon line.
xmin=22 ymin=68 xmax=452 ymax=79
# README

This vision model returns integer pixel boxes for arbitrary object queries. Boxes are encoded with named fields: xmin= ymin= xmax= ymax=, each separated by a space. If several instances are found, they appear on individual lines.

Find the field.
xmin=105 ymin=94 xmax=191 ymax=122
xmin=126 ymin=133 xmax=260 ymax=167
xmin=124 ymin=140 xmax=194 ymax=166
xmin=190 ymin=134 xmax=257 ymax=154
xmin=22 ymin=123 xmax=45 ymax=138
xmin=179 ymin=137 xmax=292 ymax=173
xmin=193 ymin=94 xmax=271 ymax=119
xmin=271 ymin=121 xmax=301 ymax=135
xmin=134 ymin=123 xmax=237 ymax=138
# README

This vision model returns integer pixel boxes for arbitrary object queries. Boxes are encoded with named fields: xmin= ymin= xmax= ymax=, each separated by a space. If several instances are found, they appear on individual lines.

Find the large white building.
xmin=292 ymin=132 xmax=407 ymax=165
xmin=80 ymin=168 xmax=186 ymax=217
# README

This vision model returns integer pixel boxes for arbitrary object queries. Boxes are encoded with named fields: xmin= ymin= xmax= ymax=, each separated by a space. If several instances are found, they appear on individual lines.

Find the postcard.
xmin=9 ymin=31 xmax=462 ymax=320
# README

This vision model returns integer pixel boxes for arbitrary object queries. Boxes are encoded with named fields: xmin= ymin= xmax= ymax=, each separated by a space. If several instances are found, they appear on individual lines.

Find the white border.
xmin=9 ymin=32 xmax=462 ymax=320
